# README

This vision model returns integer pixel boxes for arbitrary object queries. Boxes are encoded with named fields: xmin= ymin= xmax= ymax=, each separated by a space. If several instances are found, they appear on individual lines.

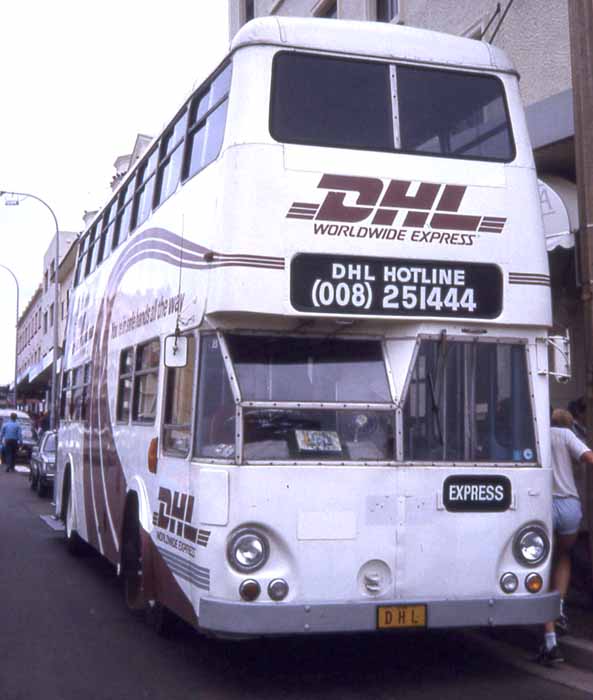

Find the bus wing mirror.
xmin=164 ymin=334 xmax=188 ymax=368
xmin=547 ymin=330 xmax=572 ymax=383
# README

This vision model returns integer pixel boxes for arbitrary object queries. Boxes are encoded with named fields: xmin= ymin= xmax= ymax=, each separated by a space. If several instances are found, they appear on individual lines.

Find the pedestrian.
xmin=538 ymin=408 xmax=593 ymax=665
xmin=1 ymin=412 xmax=23 ymax=473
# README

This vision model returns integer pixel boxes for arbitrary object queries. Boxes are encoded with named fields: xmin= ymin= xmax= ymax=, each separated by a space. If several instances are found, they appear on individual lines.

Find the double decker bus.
xmin=56 ymin=17 xmax=560 ymax=637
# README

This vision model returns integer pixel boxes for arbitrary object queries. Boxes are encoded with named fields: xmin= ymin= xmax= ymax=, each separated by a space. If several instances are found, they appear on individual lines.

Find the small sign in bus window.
xmin=295 ymin=430 xmax=342 ymax=453
xmin=290 ymin=253 xmax=502 ymax=319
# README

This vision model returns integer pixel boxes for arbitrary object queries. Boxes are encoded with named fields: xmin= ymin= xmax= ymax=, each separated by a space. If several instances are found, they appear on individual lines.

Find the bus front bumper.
xmin=199 ymin=592 xmax=559 ymax=636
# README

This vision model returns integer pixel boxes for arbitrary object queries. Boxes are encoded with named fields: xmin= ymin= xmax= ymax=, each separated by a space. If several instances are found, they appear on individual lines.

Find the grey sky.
xmin=0 ymin=0 xmax=229 ymax=385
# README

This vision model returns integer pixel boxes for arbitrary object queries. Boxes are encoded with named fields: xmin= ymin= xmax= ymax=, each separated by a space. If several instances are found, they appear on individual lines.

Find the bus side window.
xmin=117 ymin=348 xmax=134 ymax=422
xmin=155 ymin=110 xmax=188 ymax=208
xmin=60 ymin=370 xmax=72 ymax=420
xmin=132 ymin=339 xmax=160 ymax=424
xmin=194 ymin=335 xmax=235 ymax=459
xmin=114 ymin=177 xmax=136 ymax=249
xmin=184 ymin=63 xmax=231 ymax=182
xmin=162 ymin=335 xmax=195 ymax=457
xmin=71 ymin=367 xmax=84 ymax=421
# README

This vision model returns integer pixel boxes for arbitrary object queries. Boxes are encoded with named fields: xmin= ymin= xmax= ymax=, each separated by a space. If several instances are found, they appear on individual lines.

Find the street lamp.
xmin=0 ymin=191 xmax=60 ymax=430
xmin=0 ymin=264 xmax=19 ymax=408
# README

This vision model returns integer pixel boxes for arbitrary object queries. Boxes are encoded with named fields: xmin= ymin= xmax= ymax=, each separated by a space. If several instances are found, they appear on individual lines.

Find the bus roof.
xmin=230 ymin=16 xmax=515 ymax=74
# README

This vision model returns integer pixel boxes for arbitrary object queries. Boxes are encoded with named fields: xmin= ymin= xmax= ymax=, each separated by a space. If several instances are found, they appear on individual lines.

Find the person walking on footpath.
xmin=1 ymin=413 xmax=23 ymax=473
xmin=538 ymin=408 xmax=593 ymax=665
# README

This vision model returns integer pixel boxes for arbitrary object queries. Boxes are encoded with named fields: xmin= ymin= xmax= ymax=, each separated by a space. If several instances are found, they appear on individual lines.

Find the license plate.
xmin=377 ymin=604 xmax=427 ymax=629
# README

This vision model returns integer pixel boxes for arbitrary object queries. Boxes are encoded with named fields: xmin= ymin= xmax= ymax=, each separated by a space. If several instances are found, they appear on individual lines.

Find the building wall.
xmin=41 ymin=231 xmax=77 ymax=368
xmin=400 ymin=0 xmax=571 ymax=108
xmin=229 ymin=0 xmax=572 ymax=109
xmin=229 ymin=0 xmax=376 ymax=39
xmin=16 ymin=287 xmax=43 ymax=382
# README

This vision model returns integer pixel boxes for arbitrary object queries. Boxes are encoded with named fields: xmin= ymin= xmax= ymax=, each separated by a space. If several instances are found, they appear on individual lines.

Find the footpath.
xmin=472 ymin=547 xmax=593 ymax=696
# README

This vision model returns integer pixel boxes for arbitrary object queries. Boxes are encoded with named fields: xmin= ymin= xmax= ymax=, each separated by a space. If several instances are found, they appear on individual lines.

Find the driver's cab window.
xmin=194 ymin=335 xmax=236 ymax=459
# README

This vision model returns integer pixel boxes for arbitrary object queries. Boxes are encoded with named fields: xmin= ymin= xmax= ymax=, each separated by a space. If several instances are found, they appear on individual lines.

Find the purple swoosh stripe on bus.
xmin=83 ymin=227 xmax=283 ymax=610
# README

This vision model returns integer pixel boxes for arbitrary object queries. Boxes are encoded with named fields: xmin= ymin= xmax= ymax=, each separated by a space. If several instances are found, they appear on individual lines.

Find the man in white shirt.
xmin=539 ymin=408 xmax=593 ymax=665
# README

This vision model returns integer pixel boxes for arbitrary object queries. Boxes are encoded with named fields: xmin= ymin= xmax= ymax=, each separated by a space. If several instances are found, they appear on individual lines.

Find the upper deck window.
xmin=271 ymin=53 xmax=515 ymax=162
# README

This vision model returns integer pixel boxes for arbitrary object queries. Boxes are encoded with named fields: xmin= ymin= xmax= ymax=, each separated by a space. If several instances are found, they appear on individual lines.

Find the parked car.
xmin=30 ymin=430 xmax=56 ymax=498
xmin=0 ymin=409 xmax=38 ymax=466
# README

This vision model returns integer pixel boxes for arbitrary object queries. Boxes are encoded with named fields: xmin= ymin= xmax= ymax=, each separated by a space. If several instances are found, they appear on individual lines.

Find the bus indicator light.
xmin=239 ymin=579 xmax=261 ymax=602
xmin=525 ymin=573 xmax=543 ymax=594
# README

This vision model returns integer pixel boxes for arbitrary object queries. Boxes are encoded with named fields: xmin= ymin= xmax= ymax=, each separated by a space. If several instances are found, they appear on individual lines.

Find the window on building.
xmin=49 ymin=304 xmax=54 ymax=328
xmin=245 ymin=0 xmax=255 ymax=22
xmin=162 ymin=335 xmax=196 ymax=456
xmin=184 ymin=63 xmax=231 ymax=182
xmin=44 ymin=270 xmax=48 ymax=292
xmin=377 ymin=0 xmax=399 ymax=22
xmin=43 ymin=311 xmax=48 ymax=334
xmin=133 ymin=339 xmax=160 ymax=423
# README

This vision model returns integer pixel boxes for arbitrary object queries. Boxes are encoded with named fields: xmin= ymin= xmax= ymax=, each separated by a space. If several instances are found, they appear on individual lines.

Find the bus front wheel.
xmin=122 ymin=511 xmax=145 ymax=614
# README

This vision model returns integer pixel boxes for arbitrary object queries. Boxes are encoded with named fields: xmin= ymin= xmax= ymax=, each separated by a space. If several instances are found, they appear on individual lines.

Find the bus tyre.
xmin=122 ymin=516 xmax=146 ymax=615
xmin=64 ymin=484 xmax=85 ymax=556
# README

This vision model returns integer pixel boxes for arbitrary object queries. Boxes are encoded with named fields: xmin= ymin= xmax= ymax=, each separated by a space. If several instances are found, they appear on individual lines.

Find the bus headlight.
xmin=513 ymin=526 xmax=550 ymax=567
xmin=228 ymin=529 xmax=269 ymax=572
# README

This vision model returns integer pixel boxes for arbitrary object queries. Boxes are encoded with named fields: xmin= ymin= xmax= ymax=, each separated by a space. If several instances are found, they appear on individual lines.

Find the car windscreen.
xmin=271 ymin=52 xmax=515 ymax=162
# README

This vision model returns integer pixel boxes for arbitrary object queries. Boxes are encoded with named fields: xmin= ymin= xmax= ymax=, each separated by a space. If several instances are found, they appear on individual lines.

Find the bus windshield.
xmin=226 ymin=335 xmax=395 ymax=462
xmin=271 ymin=52 xmax=515 ymax=162
xmin=403 ymin=338 xmax=536 ymax=463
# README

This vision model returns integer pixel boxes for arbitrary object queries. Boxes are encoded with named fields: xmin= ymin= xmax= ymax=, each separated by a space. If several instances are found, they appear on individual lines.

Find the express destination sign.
xmin=290 ymin=253 xmax=503 ymax=319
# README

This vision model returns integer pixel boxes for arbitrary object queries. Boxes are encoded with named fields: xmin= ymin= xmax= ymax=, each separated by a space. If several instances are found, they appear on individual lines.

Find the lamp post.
xmin=0 ymin=264 xmax=19 ymax=408
xmin=0 ymin=191 xmax=60 ymax=430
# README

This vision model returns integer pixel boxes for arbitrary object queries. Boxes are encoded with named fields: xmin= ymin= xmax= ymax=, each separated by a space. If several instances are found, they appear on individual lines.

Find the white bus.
xmin=57 ymin=17 xmax=560 ymax=637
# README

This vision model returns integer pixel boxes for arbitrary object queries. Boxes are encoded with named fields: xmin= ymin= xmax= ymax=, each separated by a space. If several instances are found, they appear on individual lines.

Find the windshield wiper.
xmin=427 ymin=330 xmax=448 ymax=449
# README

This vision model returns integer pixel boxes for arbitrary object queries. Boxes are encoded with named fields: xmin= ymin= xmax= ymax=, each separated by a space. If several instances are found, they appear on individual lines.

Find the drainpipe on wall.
xmin=569 ymin=0 xmax=593 ymax=582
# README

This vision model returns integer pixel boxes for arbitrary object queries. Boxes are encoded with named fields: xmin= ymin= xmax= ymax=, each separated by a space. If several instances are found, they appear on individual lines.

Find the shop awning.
xmin=538 ymin=176 xmax=579 ymax=252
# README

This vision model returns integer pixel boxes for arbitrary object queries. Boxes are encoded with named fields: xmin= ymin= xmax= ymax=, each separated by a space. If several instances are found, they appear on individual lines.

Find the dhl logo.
xmin=152 ymin=487 xmax=210 ymax=548
xmin=286 ymin=174 xmax=505 ymax=234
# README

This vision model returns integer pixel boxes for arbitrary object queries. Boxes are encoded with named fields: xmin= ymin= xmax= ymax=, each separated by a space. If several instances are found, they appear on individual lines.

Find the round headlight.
xmin=513 ymin=526 xmax=550 ymax=567
xmin=500 ymin=572 xmax=518 ymax=594
xmin=228 ymin=529 xmax=269 ymax=572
